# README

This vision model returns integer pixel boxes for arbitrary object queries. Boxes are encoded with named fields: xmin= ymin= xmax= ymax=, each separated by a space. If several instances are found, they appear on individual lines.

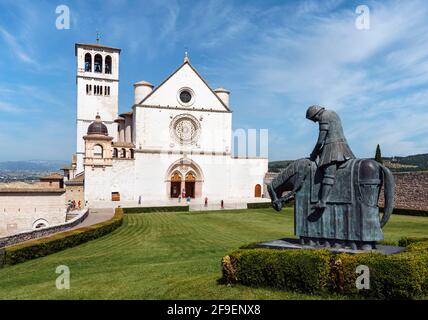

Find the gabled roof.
xmin=137 ymin=60 xmax=231 ymax=112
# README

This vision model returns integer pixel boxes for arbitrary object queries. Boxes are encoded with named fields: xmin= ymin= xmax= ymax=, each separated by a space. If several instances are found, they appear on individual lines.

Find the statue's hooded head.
xmin=306 ymin=105 xmax=325 ymax=122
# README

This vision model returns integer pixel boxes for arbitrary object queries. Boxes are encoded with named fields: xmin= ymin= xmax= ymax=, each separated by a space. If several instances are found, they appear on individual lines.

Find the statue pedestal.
xmin=256 ymin=238 xmax=405 ymax=255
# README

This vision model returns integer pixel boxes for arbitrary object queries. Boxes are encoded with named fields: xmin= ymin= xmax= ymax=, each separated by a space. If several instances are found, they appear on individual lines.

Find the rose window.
xmin=170 ymin=114 xmax=201 ymax=145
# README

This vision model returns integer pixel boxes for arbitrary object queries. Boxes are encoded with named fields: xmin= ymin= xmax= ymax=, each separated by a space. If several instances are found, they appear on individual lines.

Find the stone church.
xmin=71 ymin=43 xmax=268 ymax=203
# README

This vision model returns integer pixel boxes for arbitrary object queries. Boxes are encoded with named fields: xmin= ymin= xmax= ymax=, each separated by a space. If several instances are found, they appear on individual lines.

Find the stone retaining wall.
xmin=389 ymin=171 xmax=428 ymax=210
xmin=0 ymin=208 xmax=89 ymax=248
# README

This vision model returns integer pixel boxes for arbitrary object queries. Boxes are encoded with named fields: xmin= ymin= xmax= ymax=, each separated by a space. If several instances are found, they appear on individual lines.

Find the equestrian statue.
xmin=268 ymin=105 xmax=395 ymax=250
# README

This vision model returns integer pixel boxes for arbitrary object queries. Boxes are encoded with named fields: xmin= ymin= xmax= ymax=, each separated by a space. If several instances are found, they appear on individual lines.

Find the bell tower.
xmin=75 ymin=42 xmax=120 ymax=172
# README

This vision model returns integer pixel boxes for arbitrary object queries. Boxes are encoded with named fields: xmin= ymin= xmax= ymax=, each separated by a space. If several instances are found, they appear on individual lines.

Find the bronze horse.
xmin=268 ymin=158 xmax=394 ymax=250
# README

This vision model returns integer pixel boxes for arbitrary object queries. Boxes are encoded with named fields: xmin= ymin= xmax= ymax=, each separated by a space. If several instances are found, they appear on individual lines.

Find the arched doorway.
xmin=165 ymin=158 xmax=204 ymax=199
xmin=254 ymin=184 xmax=262 ymax=197
xmin=170 ymin=172 xmax=182 ymax=198
xmin=185 ymin=172 xmax=196 ymax=198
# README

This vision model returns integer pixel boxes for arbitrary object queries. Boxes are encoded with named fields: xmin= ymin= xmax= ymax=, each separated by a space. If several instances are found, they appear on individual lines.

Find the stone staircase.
xmin=66 ymin=212 xmax=80 ymax=221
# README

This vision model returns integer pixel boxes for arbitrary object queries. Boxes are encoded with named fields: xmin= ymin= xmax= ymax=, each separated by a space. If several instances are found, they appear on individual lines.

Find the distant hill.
xmin=0 ymin=160 xmax=67 ymax=172
xmin=383 ymin=153 xmax=428 ymax=172
xmin=0 ymin=160 xmax=67 ymax=182
xmin=269 ymin=153 xmax=428 ymax=173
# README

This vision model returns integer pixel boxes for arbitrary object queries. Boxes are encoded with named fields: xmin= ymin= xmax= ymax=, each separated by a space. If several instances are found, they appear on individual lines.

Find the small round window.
xmin=179 ymin=90 xmax=192 ymax=103
xmin=177 ymin=87 xmax=195 ymax=106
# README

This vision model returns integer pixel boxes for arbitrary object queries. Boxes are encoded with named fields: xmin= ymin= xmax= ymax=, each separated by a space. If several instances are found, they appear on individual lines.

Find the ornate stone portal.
xmin=267 ymin=106 xmax=396 ymax=251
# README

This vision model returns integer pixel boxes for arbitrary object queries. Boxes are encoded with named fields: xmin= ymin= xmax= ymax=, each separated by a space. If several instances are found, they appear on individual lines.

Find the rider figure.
xmin=306 ymin=105 xmax=356 ymax=209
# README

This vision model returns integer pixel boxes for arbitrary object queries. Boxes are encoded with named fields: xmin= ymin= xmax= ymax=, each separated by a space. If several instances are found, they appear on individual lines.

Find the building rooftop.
xmin=39 ymin=173 xmax=64 ymax=180
xmin=65 ymin=173 xmax=84 ymax=186
xmin=87 ymin=115 xmax=108 ymax=136
xmin=75 ymin=43 xmax=121 ymax=55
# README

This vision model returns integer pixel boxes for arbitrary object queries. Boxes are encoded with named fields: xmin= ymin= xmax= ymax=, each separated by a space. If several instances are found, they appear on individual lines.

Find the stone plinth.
xmin=256 ymin=238 xmax=406 ymax=255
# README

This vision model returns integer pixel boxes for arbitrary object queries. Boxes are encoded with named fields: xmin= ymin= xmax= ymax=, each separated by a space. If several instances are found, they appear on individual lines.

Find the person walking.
xmin=221 ymin=200 xmax=224 ymax=209
xmin=204 ymin=197 xmax=208 ymax=207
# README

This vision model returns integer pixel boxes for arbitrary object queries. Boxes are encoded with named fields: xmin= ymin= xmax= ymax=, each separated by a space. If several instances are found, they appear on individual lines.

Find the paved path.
xmin=68 ymin=208 xmax=115 ymax=230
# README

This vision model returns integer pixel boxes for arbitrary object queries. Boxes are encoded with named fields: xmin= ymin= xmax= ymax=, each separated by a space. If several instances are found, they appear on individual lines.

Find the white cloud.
xmin=0 ymin=26 xmax=36 ymax=65
xmin=211 ymin=0 xmax=428 ymax=159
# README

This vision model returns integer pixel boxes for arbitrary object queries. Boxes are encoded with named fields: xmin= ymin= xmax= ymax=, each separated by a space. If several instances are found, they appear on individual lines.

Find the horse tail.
xmin=379 ymin=164 xmax=395 ymax=228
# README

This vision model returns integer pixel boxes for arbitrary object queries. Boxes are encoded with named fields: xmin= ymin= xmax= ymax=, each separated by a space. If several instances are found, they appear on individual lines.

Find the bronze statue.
xmin=268 ymin=106 xmax=395 ymax=250
xmin=306 ymin=105 xmax=355 ymax=209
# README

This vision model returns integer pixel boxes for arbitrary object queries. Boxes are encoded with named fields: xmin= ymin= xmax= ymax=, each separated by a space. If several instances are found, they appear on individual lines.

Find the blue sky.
xmin=0 ymin=0 xmax=427 ymax=161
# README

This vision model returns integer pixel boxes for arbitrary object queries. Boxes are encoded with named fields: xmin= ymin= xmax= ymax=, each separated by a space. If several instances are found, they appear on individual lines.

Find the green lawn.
xmin=0 ymin=208 xmax=427 ymax=300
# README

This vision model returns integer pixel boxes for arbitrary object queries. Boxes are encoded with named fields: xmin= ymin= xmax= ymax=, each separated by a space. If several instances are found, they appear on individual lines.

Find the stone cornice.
xmin=134 ymin=148 xmax=231 ymax=156
xmin=77 ymin=75 xmax=119 ymax=82
xmin=132 ymin=104 xmax=232 ymax=114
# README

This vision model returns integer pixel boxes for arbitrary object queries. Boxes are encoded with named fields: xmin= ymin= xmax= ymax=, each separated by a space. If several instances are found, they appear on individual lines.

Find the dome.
xmin=87 ymin=114 xmax=108 ymax=136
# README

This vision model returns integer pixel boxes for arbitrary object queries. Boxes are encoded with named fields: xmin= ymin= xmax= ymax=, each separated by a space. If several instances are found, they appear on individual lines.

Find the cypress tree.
xmin=375 ymin=144 xmax=383 ymax=163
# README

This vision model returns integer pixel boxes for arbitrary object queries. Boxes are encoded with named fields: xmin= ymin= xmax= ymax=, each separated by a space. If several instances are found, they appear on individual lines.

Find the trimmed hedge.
xmin=123 ymin=206 xmax=189 ymax=214
xmin=222 ymin=237 xmax=428 ymax=299
xmin=380 ymin=207 xmax=428 ymax=217
xmin=0 ymin=208 xmax=124 ymax=268
xmin=247 ymin=201 xmax=294 ymax=209
xmin=222 ymin=249 xmax=330 ymax=294
xmin=247 ymin=202 xmax=271 ymax=209
xmin=392 ymin=207 xmax=428 ymax=217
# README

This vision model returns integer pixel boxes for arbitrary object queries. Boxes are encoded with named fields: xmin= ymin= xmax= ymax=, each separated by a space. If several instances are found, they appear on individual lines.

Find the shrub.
xmin=0 ymin=208 xmax=124 ymax=268
xmin=123 ymin=206 xmax=189 ymax=214
xmin=223 ymin=249 xmax=331 ymax=294
xmin=222 ymin=239 xmax=428 ymax=299
xmin=398 ymin=237 xmax=428 ymax=247
xmin=332 ymin=252 xmax=428 ymax=299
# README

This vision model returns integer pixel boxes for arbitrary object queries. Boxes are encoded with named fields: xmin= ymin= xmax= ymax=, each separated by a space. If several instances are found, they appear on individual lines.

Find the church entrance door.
xmin=185 ymin=172 xmax=196 ymax=198
xmin=185 ymin=182 xmax=195 ymax=198
xmin=170 ymin=172 xmax=182 ymax=198
xmin=171 ymin=182 xmax=181 ymax=198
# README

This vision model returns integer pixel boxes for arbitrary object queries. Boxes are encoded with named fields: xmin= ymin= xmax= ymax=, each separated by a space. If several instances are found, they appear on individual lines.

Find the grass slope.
xmin=0 ymin=208 xmax=427 ymax=300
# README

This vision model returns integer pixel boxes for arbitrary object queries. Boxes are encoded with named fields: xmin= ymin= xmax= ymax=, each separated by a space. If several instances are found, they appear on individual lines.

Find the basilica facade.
xmin=74 ymin=43 xmax=268 ymax=202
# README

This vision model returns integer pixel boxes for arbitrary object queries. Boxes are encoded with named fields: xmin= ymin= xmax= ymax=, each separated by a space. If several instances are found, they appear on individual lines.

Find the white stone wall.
xmin=133 ymin=107 xmax=232 ymax=153
xmin=0 ymin=193 xmax=66 ymax=236
xmin=84 ymin=151 xmax=267 ymax=202
xmin=84 ymin=159 xmax=136 ymax=202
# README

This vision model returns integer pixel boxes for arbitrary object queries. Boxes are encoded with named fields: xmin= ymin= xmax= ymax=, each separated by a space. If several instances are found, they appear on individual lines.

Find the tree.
xmin=375 ymin=144 xmax=383 ymax=164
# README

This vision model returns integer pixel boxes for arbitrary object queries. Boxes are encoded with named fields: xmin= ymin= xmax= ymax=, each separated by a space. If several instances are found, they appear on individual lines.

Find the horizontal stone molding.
xmin=133 ymin=103 xmax=232 ymax=114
